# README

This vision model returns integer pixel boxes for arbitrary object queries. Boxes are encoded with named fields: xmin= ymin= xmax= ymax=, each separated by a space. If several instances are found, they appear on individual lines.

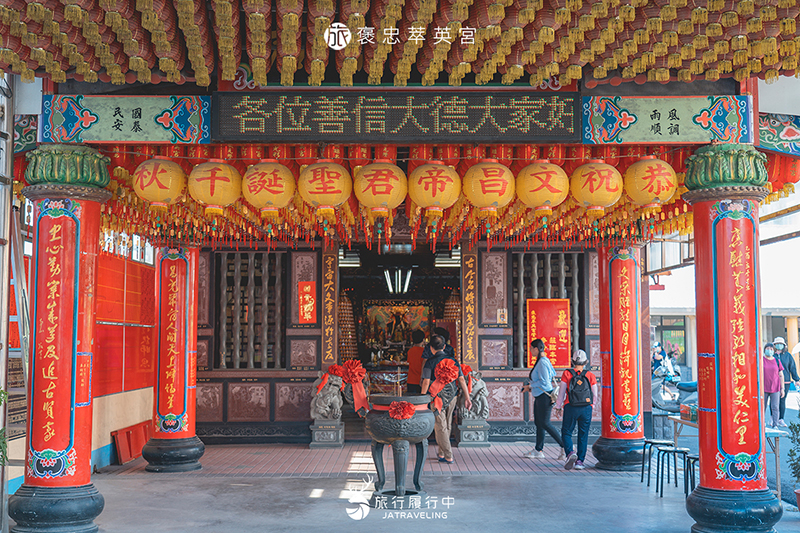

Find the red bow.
xmin=429 ymin=359 xmax=459 ymax=413
xmin=461 ymin=364 xmax=473 ymax=394
xmin=342 ymin=360 xmax=369 ymax=416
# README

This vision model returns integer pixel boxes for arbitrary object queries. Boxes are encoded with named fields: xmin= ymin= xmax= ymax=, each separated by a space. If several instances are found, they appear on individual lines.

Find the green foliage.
xmin=787 ymin=420 xmax=800 ymax=487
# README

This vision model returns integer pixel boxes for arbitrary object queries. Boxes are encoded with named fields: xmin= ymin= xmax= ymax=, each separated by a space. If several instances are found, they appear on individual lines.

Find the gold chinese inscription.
xmin=462 ymin=252 xmax=478 ymax=365
xmin=322 ymin=253 xmax=337 ymax=365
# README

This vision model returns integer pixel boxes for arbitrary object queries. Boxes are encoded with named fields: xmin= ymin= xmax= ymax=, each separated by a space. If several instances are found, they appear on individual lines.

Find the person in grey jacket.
xmin=774 ymin=336 xmax=800 ymax=427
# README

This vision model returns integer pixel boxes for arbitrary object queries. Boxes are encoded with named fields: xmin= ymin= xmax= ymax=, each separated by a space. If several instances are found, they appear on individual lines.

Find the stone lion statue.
xmin=458 ymin=371 xmax=490 ymax=420
xmin=310 ymin=373 xmax=344 ymax=420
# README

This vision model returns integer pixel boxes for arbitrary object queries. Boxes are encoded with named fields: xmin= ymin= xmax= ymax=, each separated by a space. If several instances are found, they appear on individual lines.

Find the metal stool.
xmin=655 ymin=446 xmax=690 ymax=497
xmin=641 ymin=439 xmax=674 ymax=486
xmin=684 ymin=454 xmax=699 ymax=496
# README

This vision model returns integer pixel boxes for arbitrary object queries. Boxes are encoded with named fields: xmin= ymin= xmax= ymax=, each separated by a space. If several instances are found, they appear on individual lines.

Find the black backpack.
xmin=567 ymin=369 xmax=593 ymax=407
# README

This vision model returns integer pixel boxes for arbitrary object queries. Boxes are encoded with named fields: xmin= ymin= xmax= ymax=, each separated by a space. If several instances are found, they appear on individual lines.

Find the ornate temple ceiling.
xmin=1 ymin=0 xmax=799 ymax=87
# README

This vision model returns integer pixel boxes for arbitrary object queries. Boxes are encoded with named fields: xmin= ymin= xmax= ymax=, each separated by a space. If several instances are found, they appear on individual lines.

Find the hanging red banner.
xmin=155 ymin=249 xmax=189 ymax=435
xmin=606 ymin=248 xmax=644 ymax=438
xmin=526 ymin=299 xmax=570 ymax=368
xmin=298 ymin=281 xmax=317 ymax=324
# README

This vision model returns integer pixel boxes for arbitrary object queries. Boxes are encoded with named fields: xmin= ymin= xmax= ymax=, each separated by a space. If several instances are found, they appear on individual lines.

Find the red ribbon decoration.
xmin=461 ymin=364 xmax=473 ymax=394
xmin=428 ymin=358 xmax=459 ymax=413
xmin=388 ymin=401 xmax=417 ymax=420
xmin=315 ymin=363 xmax=347 ymax=395
xmin=342 ymin=360 xmax=369 ymax=416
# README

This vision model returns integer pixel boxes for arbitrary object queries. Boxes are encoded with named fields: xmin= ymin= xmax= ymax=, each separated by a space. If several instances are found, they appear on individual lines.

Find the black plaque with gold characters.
xmin=212 ymin=91 xmax=580 ymax=143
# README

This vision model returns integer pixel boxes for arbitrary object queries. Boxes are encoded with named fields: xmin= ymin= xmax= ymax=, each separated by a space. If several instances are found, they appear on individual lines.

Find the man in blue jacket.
xmin=774 ymin=336 xmax=800 ymax=427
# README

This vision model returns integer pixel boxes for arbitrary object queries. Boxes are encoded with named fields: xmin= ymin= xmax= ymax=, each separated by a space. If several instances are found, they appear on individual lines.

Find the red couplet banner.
xmin=605 ymin=248 xmax=644 ymax=438
xmin=298 ymin=281 xmax=317 ymax=324
xmin=28 ymin=198 xmax=99 ymax=487
xmin=154 ymin=248 xmax=193 ymax=437
xmin=695 ymin=199 xmax=765 ymax=491
xmin=526 ymin=299 xmax=570 ymax=367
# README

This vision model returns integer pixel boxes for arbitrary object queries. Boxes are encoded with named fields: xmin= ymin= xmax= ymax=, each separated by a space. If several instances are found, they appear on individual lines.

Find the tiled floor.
xmin=101 ymin=442 xmax=639 ymax=479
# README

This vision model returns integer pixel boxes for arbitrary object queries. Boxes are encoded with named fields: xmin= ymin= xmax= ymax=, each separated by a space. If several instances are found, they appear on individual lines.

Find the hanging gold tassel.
xmin=604 ymin=56 xmax=617 ymax=70
xmin=647 ymin=17 xmax=662 ymax=33
xmin=781 ymin=41 xmax=797 ymax=57
xmin=580 ymin=48 xmax=595 ymax=63
xmin=689 ymin=59 xmax=703 ymax=74
xmin=721 ymin=11 xmax=738 ymax=27
xmin=678 ymin=20 xmax=693 ymax=35
xmin=760 ymin=6 xmax=777 ymax=21
xmin=748 ymin=58 xmax=762 ymax=73
xmin=622 ymin=66 xmax=635 ymax=78
xmin=555 ymin=7 xmax=570 ymax=25
xmin=764 ymin=51 xmax=778 ymax=65
xmin=593 ymin=65 xmax=607 ymax=78
xmin=731 ymin=35 xmax=748 ymax=50
xmin=660 ymin=5 xmax=676 ymax=20
xmin=707 ymin=0 xmax=724 ymax=11
xmin=702 ymin=49 xmax=717 ymax=64
xmin=634 ymin=29 xmax=650 ymax=45
xmin=747 ymin=17 xmax=762 ymax=33
xmin=680 ymin=44 xmax=696 ymax=59
xmin=733 ymin=66 xmax=751 ymax=81
xmin=750 ymin=40 xmax=763 ymax=56
xmin=694 ymin=34 xmax=708 ymax=50
xmin=718 ymin=59 xmax=732 ymax=73
xmin=736 ymin=0 xmax=754 ymax=15
xmin=677 ymin=68 xmax=691 ymax=82
xmin=781 ymin=18 xmax=796 ymax=35
xmin=620 ymin=4 xmax=635 ymax=21
xmin=281 ymin=56 xmax=296 ymax=86
xmin=668 ymin=53 xmax=683 ymax=68
xmin=538 ymin=26 xmax=555 ymax=44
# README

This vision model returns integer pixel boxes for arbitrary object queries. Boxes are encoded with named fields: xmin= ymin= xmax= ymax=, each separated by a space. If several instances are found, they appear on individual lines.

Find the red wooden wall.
xmin=94 ymin=255 xmax=156 ymax=396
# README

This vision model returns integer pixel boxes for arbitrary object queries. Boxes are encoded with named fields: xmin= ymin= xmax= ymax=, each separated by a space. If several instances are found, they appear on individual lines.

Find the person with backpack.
xmin=521 ymin=338 xmax=566 ymax=460
xmin=554 ymin=349 xmax=598 ymax=470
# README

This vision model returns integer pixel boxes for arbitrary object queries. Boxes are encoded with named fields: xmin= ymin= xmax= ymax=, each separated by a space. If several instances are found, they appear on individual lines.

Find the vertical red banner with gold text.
xmin=525 ymin=299 xmax=571 ymax=367
xmin=602 ymin=247 xmax=644 ymax=439
xmin=27 ymin=198 xmax=99 ymax=487
xmin=298 ymin=281 xmax=317 ymax=324
xmin=694 ymin=199 xmax=765 ymax=491
xmin=154 ymin=247 xmax=197 ymax=438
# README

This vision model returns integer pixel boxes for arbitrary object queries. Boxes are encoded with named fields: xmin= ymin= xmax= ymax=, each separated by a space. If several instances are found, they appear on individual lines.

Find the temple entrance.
xmin=338 ymin=243 xmax=461 ymax=438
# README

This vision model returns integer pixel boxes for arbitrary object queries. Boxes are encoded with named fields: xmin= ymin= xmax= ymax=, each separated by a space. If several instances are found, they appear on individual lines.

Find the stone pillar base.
xmin=309 ymin=420 xmax=344 ymax=448
xmin=455 ymin=419 xmax=491 ymax=447
xmin=9 ymin=484 xmax=105 ymax=533
xmin=142 ymin=436 xmax=205 ymax=472
xmin=591 ymin=436 xmax=644 ymax=471
xmin=686 ymin=487 xmax=782 ymax=533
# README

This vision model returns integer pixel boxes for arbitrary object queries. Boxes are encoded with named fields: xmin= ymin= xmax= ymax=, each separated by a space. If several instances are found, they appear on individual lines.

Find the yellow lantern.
xmin=570 ymin=159 xmax=623 ymax=219
xmin=462 ymin=159 xmax=515 ymax=218
xmin=297 ymin=159 xmax=352 ymax=223
xmin=131 ymin=157 xmax=186 ymax=211
xmin=624 ymin=156 xmax=677 ymax=216
xmin=188 ymin=159 xmax=242 ymax=216
xmin=515 ymin=159 xmax=569 ymax=218
xmin=408 ymin=161 xmax=461 ymax=224
xmin=242 ymin=159 xmax=296 ymax=221
xmin=354 ymin=159 xmax=407 ymax=221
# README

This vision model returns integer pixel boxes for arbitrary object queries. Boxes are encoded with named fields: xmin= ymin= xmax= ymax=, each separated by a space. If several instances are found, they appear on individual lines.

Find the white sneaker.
xmin=564 ymin=452 xmax=578 ymax=470
xmin=557 ymin=449 xmax=566 ymax=460
xmin=523 ymin=450 xmax=545 ymax=459
xmin=777 ymin=419 xmax=788 ymax=428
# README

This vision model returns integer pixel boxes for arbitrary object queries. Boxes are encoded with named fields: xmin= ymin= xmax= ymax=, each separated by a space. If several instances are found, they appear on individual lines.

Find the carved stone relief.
xmin=481 ymin=252 xmax=507 ymax=325
xmin=485 ymin=382 xmax=523 ymax=421
xmin=275 ymin=383 xmax=315 ymax=421
xmin=289 ymin=338 xmax=318 ymax=368
xmin=196 ymin=383 xmax=223 ymax=422
xmin=197 ymin=338 xmax=210 ymax=370
xmin=480 ymin=339 xmax=508 ymax=367
xmin=228 ymin=383 xmax=270 ymax=422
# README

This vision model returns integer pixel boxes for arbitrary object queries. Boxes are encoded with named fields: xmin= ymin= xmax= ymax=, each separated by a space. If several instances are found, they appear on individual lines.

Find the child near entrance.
xmin=554 ymin=349 xmax=598 ymax=470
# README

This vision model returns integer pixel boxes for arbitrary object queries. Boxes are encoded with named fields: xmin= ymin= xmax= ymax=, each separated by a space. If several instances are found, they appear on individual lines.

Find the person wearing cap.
xmin=773 ymin=336 xmax=800 ymax=427
xmin=553 ymin=349 xmax=598 ymax=470
xmin=763 ymin=342 xmax=785 ymax=428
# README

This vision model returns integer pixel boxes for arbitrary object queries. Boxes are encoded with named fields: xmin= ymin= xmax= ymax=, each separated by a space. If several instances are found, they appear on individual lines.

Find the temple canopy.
xmin=1 ymin=0 xmax=800 ymax=87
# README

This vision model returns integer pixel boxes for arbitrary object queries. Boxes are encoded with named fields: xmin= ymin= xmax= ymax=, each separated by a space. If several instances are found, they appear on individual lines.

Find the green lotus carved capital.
xmin=684 ymin=144 xmax=768 ymax=191
xmin=25 ymin=144 xmax=110 ymax=188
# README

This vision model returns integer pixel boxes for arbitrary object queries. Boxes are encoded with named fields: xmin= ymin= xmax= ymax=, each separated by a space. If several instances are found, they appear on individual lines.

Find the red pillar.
xmin=142 ymin=247 xmax=204 ymax=472
xmin=9 ymin=145 xmax=111 ymax=533
xmin=592 ymin=246 xmax=645 ymax=470
xmin=683 ymin=144 xmax=780 ymax=533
